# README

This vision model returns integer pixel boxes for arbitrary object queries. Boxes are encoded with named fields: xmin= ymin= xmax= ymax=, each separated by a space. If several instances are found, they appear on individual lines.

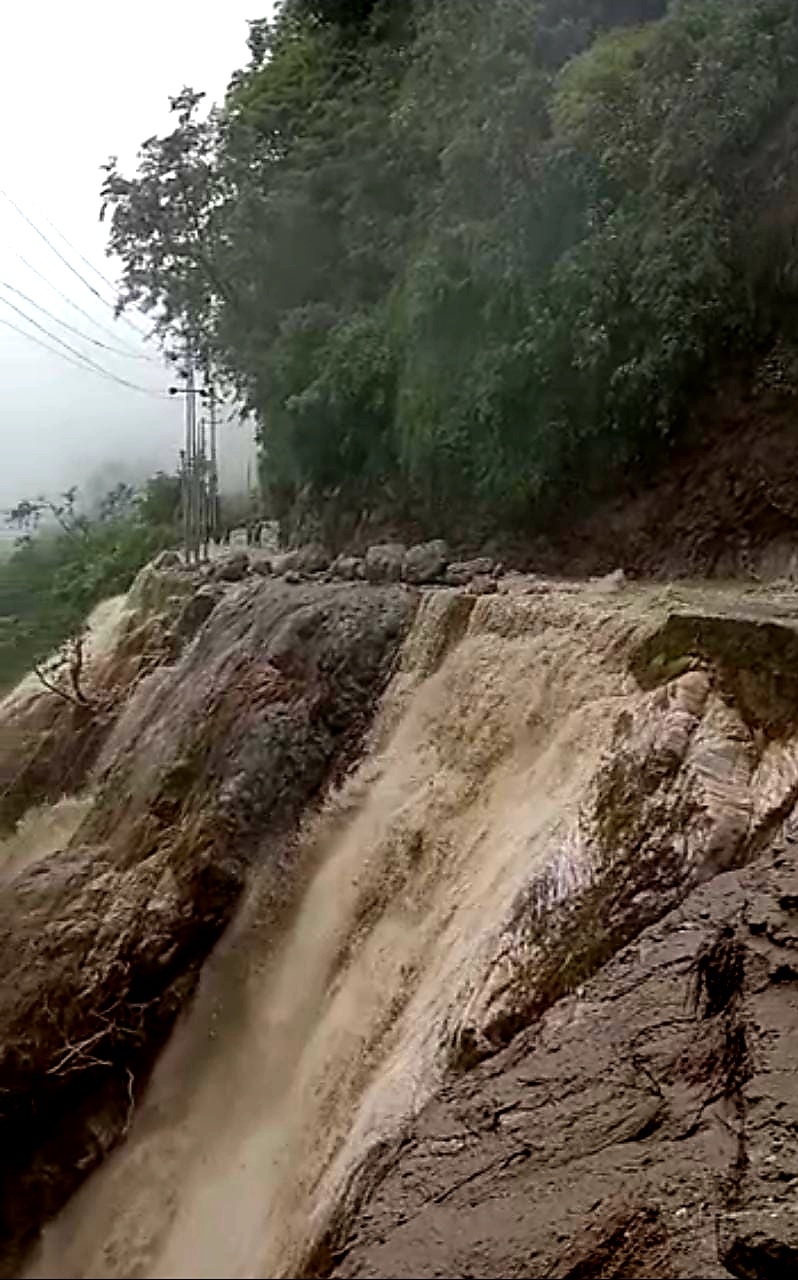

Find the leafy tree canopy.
xmin=101 ymin=0 xmax=798 ymax=542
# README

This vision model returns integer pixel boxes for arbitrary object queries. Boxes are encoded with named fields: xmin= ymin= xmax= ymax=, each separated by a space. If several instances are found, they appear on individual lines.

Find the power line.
xmin=0 ymin=315 xmax=101 ymax=376
xmin=1 ymin=187 xmax=114 ymax=307
xmin=0 ymin=312 xmax=169 ymax=398
xmin=0 ymin=315 xmax=155 ymax=394
xmin=17 ymin=253 xmax=155 ymax=357
xmin=40 ymin=208 xmax=154 ymax=341
xmin=0 ymin=185 xmax=151 ymax=341
xmin=0 ymin=297 xmax=169 ymax=397
xmin=42 ymin=210 xmax=120 ymax=293
xmin=0 ymin=280 xmax=156 ymax=362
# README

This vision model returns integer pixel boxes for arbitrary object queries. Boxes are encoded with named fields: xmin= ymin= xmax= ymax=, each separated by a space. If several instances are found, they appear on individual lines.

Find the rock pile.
xmin=209 ymin=540 xmax=506 ymax=590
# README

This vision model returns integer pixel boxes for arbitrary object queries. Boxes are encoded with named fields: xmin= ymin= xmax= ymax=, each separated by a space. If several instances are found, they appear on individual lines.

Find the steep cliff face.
xmin=328 ymin=843 xmax=798 ymax=1280
xmin=0 ymin=571 xmax=414 ymax=1275
xmin=3 ymin=566 xmax=798 ymax=1279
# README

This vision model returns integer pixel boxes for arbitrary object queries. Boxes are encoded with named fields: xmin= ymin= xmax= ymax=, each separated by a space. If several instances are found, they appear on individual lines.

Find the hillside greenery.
xmin=0 ymin=476 xmax=179 ymax=693
xmin=101 ymin=0 xmax=798 ymax=543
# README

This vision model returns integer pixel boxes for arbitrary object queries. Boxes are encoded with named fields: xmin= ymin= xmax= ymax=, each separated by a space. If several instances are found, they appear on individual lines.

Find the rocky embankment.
xmin=0 ymin=563 xmax=414 ymax=1274
xmin=209 ymin=536 xmax=509 ymax=594
xmin=301 ymin=593 xmax=798 ymax=1280
xmin=3 ymin=548 xmax=798 ymax=1279
xmin=326 ymin=838 xmax=798 ymax=1280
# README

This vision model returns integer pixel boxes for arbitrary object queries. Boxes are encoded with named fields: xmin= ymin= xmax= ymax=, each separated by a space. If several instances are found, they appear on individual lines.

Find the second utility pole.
xmin=186 ymin=350 xmax=199 ymax=563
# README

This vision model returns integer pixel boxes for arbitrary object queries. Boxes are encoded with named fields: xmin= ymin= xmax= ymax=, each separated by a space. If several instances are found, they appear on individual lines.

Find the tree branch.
xmin=33 ymin=663 xmax=86 ymax=709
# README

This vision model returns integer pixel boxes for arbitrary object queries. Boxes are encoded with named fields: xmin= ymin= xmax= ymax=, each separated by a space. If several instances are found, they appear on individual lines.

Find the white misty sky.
xmin=0 ymin=0 xmax=275 ymax=510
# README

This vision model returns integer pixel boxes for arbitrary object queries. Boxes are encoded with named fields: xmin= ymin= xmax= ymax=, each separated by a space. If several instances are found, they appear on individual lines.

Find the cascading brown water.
xmin=0 ymin=795 xmax=92 ymax=885
xmin=0 ymin=594 xmax=131 ymax=863
xmin=18 ymin=590 xmax=649 ymax=1277
xmin=19 ymin=582 xmax=798 ymax=1279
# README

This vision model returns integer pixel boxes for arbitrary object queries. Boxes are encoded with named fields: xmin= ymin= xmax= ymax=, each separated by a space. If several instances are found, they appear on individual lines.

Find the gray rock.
xmin=365 ymin=543 xmax=407 ymax=583
xmin=403 ymin=540 xmax=450 ymax=585
xmin=461 ymin=556 xmax=495 ymax=577
xmin=468 ymin=575 xmax=499 ymax=595
xmin=296 ymin=542 xmax=331 ymax=574
xmin=212 ymin=551 xmax=250 ymax=583
xmin=270 ymin=552 xmax=293 ymax=576
xmin=273 ymin=543 xmax=331 ymax=576
xmin=332 ymin=555 xmax=365 ymax=582
xmin=446 ymin=557 xmax=495 ymax=586
xmin=334 ymin=848 xmax=798 ymax=1280
xmin=175 ymin=588 xmax=221 ymax=641
xmin=250 ymin=558 xmax=273 ymax=577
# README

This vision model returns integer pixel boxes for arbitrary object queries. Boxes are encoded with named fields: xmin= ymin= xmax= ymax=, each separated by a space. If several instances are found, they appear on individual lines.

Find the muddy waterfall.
xmin=1 ymin=557 xmax=797 ymax=1279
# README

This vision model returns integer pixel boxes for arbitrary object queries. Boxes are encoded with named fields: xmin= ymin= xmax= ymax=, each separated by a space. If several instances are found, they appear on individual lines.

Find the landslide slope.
xmin=0 ymin=573 xmax=414 ymax=1275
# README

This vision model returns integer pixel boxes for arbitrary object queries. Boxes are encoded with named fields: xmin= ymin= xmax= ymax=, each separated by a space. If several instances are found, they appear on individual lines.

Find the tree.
xmin=138 ymin=472 xmax=182 ymax=529
xmin=100 ymin=88 xmax=228 ymax=357
xmin=0 ymin=481 xmax=175 ymax=697
xmin=101 ymin=0 xmax=798 ymax=541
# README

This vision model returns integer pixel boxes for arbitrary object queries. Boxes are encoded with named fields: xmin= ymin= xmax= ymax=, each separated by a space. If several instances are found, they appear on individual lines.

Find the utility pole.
xmin=208 ymin=386 xmax=219 ymax=543
xmin=187 ymin=352 xmax=199 ymax=563
xmin=169 ymin=345 xmax=209 ymax=564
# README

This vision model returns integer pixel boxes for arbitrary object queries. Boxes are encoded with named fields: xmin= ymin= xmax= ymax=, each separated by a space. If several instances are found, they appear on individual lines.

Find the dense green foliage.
xmin=0 ymin=481 xmax=178 ymax=692
xmin=102 ymin=0 xmax=798 ymax=541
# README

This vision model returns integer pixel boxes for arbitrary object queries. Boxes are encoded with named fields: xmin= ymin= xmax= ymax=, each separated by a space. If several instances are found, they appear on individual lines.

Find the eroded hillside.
xmin=1 ymin=549 xmax=796 ymax=1278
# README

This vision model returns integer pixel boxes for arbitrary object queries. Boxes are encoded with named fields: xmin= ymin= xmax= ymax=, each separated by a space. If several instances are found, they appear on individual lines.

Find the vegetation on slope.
xmin=102 ymin=0 xmax=798 ymax=543
xmin=0 ymin=475 xmax=179 ymax=692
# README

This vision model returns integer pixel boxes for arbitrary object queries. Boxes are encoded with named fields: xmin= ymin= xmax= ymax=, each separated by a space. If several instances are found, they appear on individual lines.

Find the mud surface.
xmin=528 ymin=396 xmax=798 ymax=583
xmin=328 ymin=833 xmax=798 ymax=1280
xmin=8 ymin=574 xmax=798 ymax=1279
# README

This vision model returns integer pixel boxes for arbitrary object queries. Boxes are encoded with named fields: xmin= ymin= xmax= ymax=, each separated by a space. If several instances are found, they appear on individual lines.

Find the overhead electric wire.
xmin=17 ymin=253 xmax=156 ymax=358
xmin=0 ymin=314 xmax=117 ymax=379
xmin=0 ymin=297 xmax=169 ymax=397
xmin=0 ymin=315 xmax=155 ymax=393
xmin=0 ymin=312 xmax=169 ymax=398
xmin=0 ymin=280 xmax=156 ymax=362
xmin=1 ymin=186 xmax=115 ymax=307
xmin=39 ymin=206 xmax=155 ymax=341
xmin=42 ymin=209 xmax=121 ymax=293
xmin=0 ymin=185 xmax=151 ymax=340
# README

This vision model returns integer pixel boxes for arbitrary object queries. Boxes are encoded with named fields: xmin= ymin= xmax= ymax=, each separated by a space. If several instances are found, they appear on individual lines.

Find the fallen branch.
xmin=33 ymin=663 xmax=88 ymax=710
xmin=68 ymin=635 xmax=91 ymax=705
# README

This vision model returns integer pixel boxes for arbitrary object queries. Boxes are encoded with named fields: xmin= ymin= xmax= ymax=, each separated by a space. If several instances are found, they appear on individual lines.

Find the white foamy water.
xmin=0 ymin=794 xmax=92 ymax=884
